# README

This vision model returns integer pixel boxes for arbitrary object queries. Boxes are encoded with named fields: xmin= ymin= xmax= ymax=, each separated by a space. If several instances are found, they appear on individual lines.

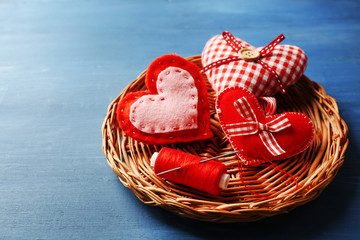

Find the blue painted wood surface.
xmin=0 ymin=0 xmax=359 ymax=239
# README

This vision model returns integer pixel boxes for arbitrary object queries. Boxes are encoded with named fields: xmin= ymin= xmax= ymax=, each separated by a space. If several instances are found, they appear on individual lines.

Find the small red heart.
xmin=202 ymin=33 xmax=307 ymax=97
xmin=117 ymin=54 xmax=213 ymax=145
xmin=216 ymin=87 xmax=314 ymax=165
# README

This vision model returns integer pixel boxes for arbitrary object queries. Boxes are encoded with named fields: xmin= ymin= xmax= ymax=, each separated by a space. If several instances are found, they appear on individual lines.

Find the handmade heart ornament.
xmin=216 ymin=87 xmax=314 ymax=165
xmin=117 ymin=54 xmax=213 ymax=145
xmin=201 ymin=31 xmax=307 ymax=97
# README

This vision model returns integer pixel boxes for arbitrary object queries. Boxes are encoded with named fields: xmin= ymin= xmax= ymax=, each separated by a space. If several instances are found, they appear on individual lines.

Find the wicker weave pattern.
xmin=102 ymin=56 xmax=348 ymax=222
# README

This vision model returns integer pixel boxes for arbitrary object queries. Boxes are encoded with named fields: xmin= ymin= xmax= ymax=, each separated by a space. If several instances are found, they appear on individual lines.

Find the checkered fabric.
xmin=229 ymin=97 xmax=292 ymax=156
xmin=201 ymin=33 xmax=307 ymax=97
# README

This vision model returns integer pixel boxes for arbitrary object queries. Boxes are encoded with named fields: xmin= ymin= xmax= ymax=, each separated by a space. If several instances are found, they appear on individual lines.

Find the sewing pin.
xmin=156 ymin=151 xmax=240 ymax=176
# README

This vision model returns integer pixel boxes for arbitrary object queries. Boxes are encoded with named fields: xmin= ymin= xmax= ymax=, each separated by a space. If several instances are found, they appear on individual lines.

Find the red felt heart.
xmin=202 ymin=33 xmax=307 ymax=97
xmin=117 ymin=54 xmax=213 ymax=145
xmin=216 ymin=87 xmax=314 ymax=165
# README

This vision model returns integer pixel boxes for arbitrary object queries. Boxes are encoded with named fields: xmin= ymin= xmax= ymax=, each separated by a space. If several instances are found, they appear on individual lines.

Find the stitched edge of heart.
xmin=116 ymin=54 xmax=213 ymax=145
xmin=216 ymin=86 xmax=315 ymax=165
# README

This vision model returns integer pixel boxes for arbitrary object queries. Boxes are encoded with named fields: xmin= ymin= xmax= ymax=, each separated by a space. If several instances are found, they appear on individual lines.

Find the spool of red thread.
xmin=150 ymin=147 xmax=229 ymax=195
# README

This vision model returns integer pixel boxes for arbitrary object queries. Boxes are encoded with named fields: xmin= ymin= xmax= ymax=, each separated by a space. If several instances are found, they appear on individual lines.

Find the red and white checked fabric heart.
xmin=201 ymin=32 xmax=307 ymax=97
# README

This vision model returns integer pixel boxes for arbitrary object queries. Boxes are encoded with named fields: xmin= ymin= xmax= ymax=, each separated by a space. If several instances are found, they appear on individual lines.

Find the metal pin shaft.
xmin=156 ymin=151 xmax=239 ymax=176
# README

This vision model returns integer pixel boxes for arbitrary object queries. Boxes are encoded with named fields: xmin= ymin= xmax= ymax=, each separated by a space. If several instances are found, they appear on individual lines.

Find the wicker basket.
xmin=102 ymin=55 xmax=348 ymax=222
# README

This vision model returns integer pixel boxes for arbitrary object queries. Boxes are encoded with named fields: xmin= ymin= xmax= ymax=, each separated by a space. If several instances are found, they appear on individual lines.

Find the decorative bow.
xmin=225 ymin=96 xmax=291 ymax=156
xmin=201 ymin=31 xmax=287 ymax=93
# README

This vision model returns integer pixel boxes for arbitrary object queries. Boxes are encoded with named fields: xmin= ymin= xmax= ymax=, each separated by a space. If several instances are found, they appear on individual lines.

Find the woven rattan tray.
xmin=102 ymin=55 xmax=348 ymax=222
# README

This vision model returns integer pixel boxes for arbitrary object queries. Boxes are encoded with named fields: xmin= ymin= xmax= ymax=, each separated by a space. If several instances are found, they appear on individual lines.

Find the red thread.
xmin=238 ymin=158 xmax=299 ymax=199
xmin=153 ymin=148 xmax=227 ymax=195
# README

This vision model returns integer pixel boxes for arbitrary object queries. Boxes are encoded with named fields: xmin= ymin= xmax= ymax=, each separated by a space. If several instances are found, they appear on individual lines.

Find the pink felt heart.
xmin=202 ymin=32 xmax=307 ymax=97
xmin=130 ymin=66 xmax=198 ymax=133
xmin=117 ymin=54 xmax=213 ymax=145
xmin=216 ymin=87 xmax=314 ymax=165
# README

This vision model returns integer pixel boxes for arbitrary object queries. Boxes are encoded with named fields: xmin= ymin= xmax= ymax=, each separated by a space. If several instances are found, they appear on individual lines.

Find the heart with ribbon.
xmin=117 ymin=54 xmax=213 ymax=145
xmin=201 ymin=31 xmax=307 ymax=97
xmin=216 ymin=86 xmax=314 ymax=165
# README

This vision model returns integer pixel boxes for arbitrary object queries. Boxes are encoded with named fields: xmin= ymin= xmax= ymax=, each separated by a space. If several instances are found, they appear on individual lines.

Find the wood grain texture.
xmin=0 ymin=0 xmax=359 ymax=239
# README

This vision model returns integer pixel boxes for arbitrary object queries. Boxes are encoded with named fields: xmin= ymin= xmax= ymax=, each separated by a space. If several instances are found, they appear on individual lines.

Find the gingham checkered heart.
xmin=201 ymin=32 xmax=307 ymax=97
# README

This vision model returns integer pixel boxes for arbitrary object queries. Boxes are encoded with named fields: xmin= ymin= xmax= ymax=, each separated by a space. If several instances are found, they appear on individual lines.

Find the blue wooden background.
xmin=1 ymin=0 xmax=359 ymax=239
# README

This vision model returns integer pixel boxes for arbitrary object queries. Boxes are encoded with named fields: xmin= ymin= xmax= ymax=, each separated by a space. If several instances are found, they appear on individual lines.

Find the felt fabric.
xmin=117 ymin=54 xmax=213 ymax=145
xmin=130 ymin=67 xmax=198 ymax=133
xmin=216 ymin=87 xmax=314 ymax=165
xmin=202 ymin=33 xmax=307 ymax=97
